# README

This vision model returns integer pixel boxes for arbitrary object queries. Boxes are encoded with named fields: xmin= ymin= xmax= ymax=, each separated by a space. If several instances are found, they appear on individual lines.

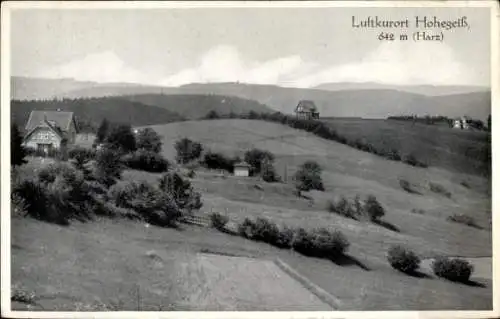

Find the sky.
xmin=10 ymin=6 xmax=491 ymax=88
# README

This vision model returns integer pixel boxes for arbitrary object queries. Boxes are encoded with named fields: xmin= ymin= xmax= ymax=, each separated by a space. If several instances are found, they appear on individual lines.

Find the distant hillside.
xmin=313 ymin=82 xmax=490 ymax=96
xmin=180 ymin=83 xmax=491 ymax=121
xmin=121 ymin=94 xmax=275 ymax=119
xmin=11 ymin=77 xmax=491 ymax=121
xmin=11 ymin=97 xmax=185 ymax=131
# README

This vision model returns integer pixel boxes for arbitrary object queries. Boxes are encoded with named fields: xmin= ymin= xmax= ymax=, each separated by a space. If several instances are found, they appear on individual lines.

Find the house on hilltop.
xmin=295 ymin=100 xmax=319 ymax=120
xmin=23 ymin=110 xmax=78 ymax=154
xmin=452 ymin=116 xmax=471 ymax=130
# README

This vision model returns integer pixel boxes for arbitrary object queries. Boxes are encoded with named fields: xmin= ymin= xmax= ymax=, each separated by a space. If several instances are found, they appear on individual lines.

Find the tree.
xmin=105 ymin=124 xmax=137 ymax=153
xmin=488 ymin=114 xmax=491 ymax=131
xmin=94 ymin=147 xmax=123 ymax=186
xmin=363 ymin=195 xmax=385 ymax=221
xmin=293 ymin=160 xmax=324 ymax=196
xmin=96 ymin=118 xmax=110 ymax=144
xmin=136 ymin=128 xmax=162 ymax=153
xmin=11 ymin=124 xmax=27 ymax=167
xmin=175 ymin=138 xmax=203 ymax=164
xmin=244 ymin=148 xmax=275 ymax=175
xmin=261 ymin=159 xmax=280 ymax=183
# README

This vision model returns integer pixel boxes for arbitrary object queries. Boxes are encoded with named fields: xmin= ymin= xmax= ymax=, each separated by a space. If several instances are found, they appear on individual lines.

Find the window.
xmin=39 ymin=132 xmax=49 ymax=140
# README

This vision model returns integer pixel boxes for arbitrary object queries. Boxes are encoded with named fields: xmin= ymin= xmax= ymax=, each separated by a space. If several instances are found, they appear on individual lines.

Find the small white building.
xmin=233 ymin=161 xmax=251 ymax=177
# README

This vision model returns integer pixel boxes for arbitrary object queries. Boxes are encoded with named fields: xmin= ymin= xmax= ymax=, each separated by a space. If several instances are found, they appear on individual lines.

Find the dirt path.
xmin=170 ymin=253 xmax=333 ymax=311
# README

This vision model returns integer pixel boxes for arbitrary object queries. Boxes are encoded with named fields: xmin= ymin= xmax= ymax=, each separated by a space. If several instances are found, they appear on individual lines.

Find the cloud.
xmin=36 ymin=51 xmax=153 ymax=84
xmin=159 ymin=45 xmax=315 ymax=86
xmin=292 ymin=42 xmax=480 ymax=87
xmin=36 ymin=43 xmax=481 ymax=88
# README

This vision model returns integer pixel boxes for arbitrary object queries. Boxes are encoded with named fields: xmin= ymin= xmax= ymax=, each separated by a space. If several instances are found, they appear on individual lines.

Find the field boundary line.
xmin=273 ymin=257 xmax=342 ymax=310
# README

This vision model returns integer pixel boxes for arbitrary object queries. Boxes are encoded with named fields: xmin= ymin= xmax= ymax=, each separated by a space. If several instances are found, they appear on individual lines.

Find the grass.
xmin=322 ymin=118 xmax=491 ymax=177
xmin=11 ymin=119 xmax=492 ymax=311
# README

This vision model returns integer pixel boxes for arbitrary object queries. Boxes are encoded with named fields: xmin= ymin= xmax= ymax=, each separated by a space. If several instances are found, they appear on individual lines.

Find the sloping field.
xmin=322 ymin=118 xmax=491 ymax=177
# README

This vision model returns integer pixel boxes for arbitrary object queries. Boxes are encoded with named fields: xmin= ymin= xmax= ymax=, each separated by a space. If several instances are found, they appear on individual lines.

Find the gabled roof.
xmin=234 ymin=161 xmax=251 ymax=168
xmin=25 ymin=110 xmax=75 ymax=132
xmin=23 ymin=118 xmax=65 ymax=141
xmin=295 ymin=100 xmax=318 ymax=112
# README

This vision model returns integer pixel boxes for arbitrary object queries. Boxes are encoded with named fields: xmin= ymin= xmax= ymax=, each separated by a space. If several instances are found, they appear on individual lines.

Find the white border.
xmin=1 ymin=1 xmax=498 ymax=318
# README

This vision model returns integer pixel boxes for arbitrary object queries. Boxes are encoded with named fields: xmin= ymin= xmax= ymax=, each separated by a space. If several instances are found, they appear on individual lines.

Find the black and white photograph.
xmin=1 ymin=1 xmax=498 ymax=317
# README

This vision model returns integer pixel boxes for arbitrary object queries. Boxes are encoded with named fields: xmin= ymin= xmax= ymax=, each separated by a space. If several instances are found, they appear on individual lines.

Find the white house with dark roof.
xmin=23 ymin=110 xmax=78 ymax=154
xmin=233 ymin=161 xmax=251 ymax=177
xmin=295 ymin=100 xmax=320 ymax=120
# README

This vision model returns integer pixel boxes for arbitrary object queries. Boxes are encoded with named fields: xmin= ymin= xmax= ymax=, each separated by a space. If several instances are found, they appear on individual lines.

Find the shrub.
xmin=252 ymin=217 xmax=280 ymax=243
xmin=205 ymin=110 xmax=220 ymax=119
xmin=460 ymin=180 xmax=470 ymax=188
xmin=11 ymin=124 xmax=27 ymax=167
xmin=158 ymin=171 xmax=202 ymax=212
xmin=175 ymin=138 xmax=203 ymax=164
xmin=261 ymin=160 xmax=280 ymax=183
xmin=238 ymin=217 xmax=256 ymax=239
xmin=363 ymin=195 xmax=385 ymax=221
xmin=105 ymin=124 xmax=137 ymax=153
xmin=244 ymin=148 xmax=275 ymax=175
xmin=387 ymin=245 xmax=421 ymax=273
xmin=274 ymin=225 xmax=295 ymax=249
xmin=108 ymin=181 xmax=180 ymax=226
xmin=12 ymin=179 xmax=50 ymax=221
xmin=429 ymin=182 xmax=451 ymax=198
xmin=294 ymin=160 xmax=324 ymax=196
xmin=11 ymin=193 xmax=27 ymax=217
xmin=327 ymin=196 xmax=357 ymax=219
xmin=202 ymin=151 xmax=236 ymax=173
xmin=292 ymin=227 xmax=349 ymax=259
xmin=411 ymin=208 xmax=426 ymax=215
xmin=385 ymin=149 xmax=401 ymax=161
xmin=403 ymin=154 xmax=428 ymax=168
xmin=122 ymin=150 xmax=170 ymax=173
xmin=447 ymin=214 xmax=480 ymax=228
xmin=68 ymin=147 xmax=96 ymax=173
xmin=432 ymin=257 xmax=474 ymax=283
xmin=399 ymin=179 xmax=417 ymax=194
xmin=136 ymin=128 xmax=163 ymax=153
xmin=210 ymin=212 xmax=229 ymax=231
xmin=94 ymin=147 xmax=124 ymax=186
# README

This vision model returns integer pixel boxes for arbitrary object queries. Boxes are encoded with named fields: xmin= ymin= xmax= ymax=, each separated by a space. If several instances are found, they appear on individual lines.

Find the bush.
xmin=14 ymin=162 xmax=96 ymax=224
xmin=11 ymin=124 xmax=27 ymax=167
xmin=403 ymin=154 xmax=428 ymax=168
xmin=238 ymin=217 xmax=256 ymax=239
xmin=447 ymin=214 xmax=480 ymax=228
xmin=411 ymin=208 xmax=426 ymax=215
xmin=399 ymin=179 xmax=417 ymax=194
xmin=292 ymin=227 xmax=349 ymax=259
xmin=122 ymin=150 xmax=170 ymax=173
xmin=429 ymin=182 xmax=451 ymax=198
xmin=294 ymin=160 xmax=324 ymax=196
xmin=210 ymin=212 xmax=229 ymax=231
xmin=108 ymin=180 xmax=180 ymax=226
xmin=175 ymin=138 xmax=203 ymax=164
xmin=94 ymin=147 xmax=124 ymax=186
xmin=205 ymin=110 xmax=220 ymax=119
xmin=387 ymin=245 xmax=421 ymax=273
xmin=105 ymin=124 xmax=137 ymax=153
xmin=363 ymin=195 xmax=385 ymax=221
xmin=12 ymin=179 xmax=48 ymax=221
xmin=136 ymin=128 xmax=162 ymax=153
xmin=202 ymin=151 xmax=237 ymax=173
xmin=275 ymin=225 xmax=295 ymax=249
xmin=252 ymin=217 xmax=280 ymax=243
xmin=158 ymin=171 xmax=202 ymax=212
xmin=244 ymin=148 xmax=274 ymax=175
xmin=432 ymin=257 xmax=474 ymax=283
xmin=327 ymin=196 xmax=357 ymax=219
xmin=261 ymin=160 xmax=280 ymax=183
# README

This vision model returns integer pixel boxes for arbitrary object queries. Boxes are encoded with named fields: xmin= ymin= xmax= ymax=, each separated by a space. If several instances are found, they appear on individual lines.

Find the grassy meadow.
xmin=11 ymin=118 xmax=492 ymax=311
